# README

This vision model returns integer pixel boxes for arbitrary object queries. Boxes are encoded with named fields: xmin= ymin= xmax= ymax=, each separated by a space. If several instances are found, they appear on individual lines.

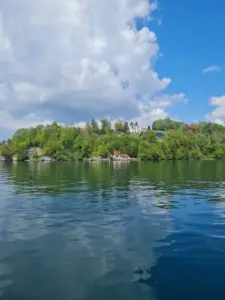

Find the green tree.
xmin=152 ymin=118 xmax=184 ymax=131
xmin=138 ymin=141 xmax=163 ymax=160
xmin=91 ymin=119 xmax=100 ymax=134
xmin=85 ymin=122 xmax=92 ymax=135
xmin=124 ymin=121 xmax=129 ymax=133
xmin=214 ymin=147 xmax=225 ymax=159
xmin=114 ymin=120 xmax=124 ymax=133
xmin=100 ymin=119 xmax=111 ymax=134
xmin=4 ymin=116 xmax=225 ymax=162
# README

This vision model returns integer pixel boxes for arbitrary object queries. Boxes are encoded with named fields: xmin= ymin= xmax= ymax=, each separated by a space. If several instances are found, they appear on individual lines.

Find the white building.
xmin=129 ymin=121 xmax=139 ymax=133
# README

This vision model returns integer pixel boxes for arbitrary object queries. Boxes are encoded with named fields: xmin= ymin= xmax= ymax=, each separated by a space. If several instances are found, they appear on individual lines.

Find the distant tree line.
xmin=152 ymin=118 xmax=185 ymax=131
xmin=1 ymin=118 xmax=225 ymax=161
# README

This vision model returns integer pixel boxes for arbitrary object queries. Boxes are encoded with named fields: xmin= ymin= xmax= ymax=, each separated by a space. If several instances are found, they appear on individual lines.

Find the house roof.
xmin=113 ymin=152 xmax=130 ymax=158
xmin=155 ymin=132 xmax=165 ymax=138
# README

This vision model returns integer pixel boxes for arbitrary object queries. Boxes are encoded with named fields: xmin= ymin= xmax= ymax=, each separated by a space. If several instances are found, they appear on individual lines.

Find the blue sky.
xmin=0 ymin=0 xmax=225 ymax=139
xmin=152 ymin=0 xmax=225 ymax=123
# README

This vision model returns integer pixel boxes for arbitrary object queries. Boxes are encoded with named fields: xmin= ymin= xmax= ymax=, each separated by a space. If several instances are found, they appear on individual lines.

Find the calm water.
xmin=1 ymin=161 xmax=225 ymax=300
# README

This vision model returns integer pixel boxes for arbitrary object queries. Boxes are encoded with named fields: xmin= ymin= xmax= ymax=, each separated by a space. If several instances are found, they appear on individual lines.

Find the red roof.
xmin=114 ymin=151 xmax=119 ymax=157
xmin=113 ymin=152 xmax=130 ymax=158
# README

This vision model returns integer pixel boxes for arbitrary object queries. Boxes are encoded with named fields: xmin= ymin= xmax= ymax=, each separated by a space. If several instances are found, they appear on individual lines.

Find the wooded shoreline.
xmin=1 ymin=118 xmax=225 ymax=161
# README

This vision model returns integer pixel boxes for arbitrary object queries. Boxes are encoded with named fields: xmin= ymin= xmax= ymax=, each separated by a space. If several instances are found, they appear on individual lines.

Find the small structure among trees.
xmin=113 ymin=151 xmax=131 ymax=160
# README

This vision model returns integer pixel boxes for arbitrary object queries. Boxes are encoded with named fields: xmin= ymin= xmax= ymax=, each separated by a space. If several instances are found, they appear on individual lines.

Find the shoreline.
xmin=0 ymin=157 xmax=220 ymax=163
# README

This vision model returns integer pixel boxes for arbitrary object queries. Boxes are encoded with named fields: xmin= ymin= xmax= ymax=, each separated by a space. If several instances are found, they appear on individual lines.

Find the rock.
xmin=0 ymin=155 xmax=12 ymax=162
xmin=89 ymin=156 xmax=102 ymax=161
xmin=12 ymin=155 xmax=18 ymax=161
xmin=87 ymin=156 xmax=110 ymax=162
xmin=27 ymin=147 xmax=42 ymax=159
xmin=0 ymin=155 xmax=6 ymax=162
xmin=112 ymin=153 xmax=131 ymax=161
xmin=41 ymin=156 xmax=55 ymax=162
xmin=72 ymin=157 xmax=79 ymax=161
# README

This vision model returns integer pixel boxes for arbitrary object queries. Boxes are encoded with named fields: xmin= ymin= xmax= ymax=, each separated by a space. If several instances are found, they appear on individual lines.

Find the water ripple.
xmin=1 ymin=161 xmax=225 ymax=299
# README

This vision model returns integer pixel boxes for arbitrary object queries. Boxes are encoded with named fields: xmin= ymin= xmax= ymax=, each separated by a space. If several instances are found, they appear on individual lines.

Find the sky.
xmin=0 ymin=0 xmax=225 ymax=139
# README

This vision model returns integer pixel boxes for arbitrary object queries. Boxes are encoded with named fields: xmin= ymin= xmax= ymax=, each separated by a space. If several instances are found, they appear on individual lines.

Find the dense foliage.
xmin=1 ymin=118 xmax=225 ymax=161
xmin=152 ymin=118 xmax=184 ymax=131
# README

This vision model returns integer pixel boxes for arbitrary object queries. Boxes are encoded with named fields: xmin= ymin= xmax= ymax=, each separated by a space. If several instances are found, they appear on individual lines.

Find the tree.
xmin=0 ymin=145 xmax=12 ymax=158
xmin=140 ymin=130 xmax=157 ymax=143
xmin=124 ymin=121 xmax=129 ymax=133
xmin=5 ymin=116 xmax=225 ymax=162
xmin=85 ymin=122 xmax=92 ymax=134
xmin=114 ymin=120 xmax=124 ymax=133
xmin=91 ymin=118 xmax=99 ymax=134
xmin=96 ymin=144 xmax=109 ymax=157
xmin=138 ymin=141 xmax=163 ymax=160
xmin=214 ymin=147 xmax=225 ymax=159
xmin=100 ymin=119 xmax=111 ymax=134
xmin=203 ymin=122 xmax=213 ymax=135
xmin=152 ymin=118 xmax=184 ymax=131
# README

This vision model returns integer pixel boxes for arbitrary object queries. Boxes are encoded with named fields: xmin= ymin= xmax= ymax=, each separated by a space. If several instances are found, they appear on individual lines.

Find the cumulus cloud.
xmin=0 ymin=111 xmax=52 ymax=130
xmin=203 ymin=65 xmax=222 ymax=74
xmin=134 ymin=93 xmax=187 ymax=127
xmin=206 ymin=95 xmax=225 ymax=125
xmin=0 ymin=0 xmax=185 ymax=137
xmin=147 ymin=93 xmax=187 ymax=108
xmin=214 ymin=119 xmax=225 ymax=126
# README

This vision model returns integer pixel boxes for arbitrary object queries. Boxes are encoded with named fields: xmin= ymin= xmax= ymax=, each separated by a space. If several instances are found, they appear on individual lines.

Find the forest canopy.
xmin=1 ymin=118 xmax=225 ymax=161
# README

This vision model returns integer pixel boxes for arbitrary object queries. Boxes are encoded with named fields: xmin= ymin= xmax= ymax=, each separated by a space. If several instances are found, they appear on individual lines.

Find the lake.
xmin=1 ymin=161 xmax=225 ymax=300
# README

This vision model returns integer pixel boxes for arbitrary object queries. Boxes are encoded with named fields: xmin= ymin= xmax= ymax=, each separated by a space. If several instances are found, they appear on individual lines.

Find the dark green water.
xmin=1 ymin=161 xmax=225 ymax=300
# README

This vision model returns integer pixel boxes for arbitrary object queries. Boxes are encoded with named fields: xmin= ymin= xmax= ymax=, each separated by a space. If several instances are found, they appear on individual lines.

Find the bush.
xmin=213 ymin=147 xmax=225 ymax=159
xmin=138 ymin=142 xmax=163 ymax=160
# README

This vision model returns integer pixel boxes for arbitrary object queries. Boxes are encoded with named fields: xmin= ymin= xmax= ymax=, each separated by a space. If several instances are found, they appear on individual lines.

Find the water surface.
xmin=1 ymin=161 xmax=225 ymax=300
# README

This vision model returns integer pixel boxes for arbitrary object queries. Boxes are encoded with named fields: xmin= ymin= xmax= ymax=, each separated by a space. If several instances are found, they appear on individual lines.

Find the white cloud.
xmin=0 ymin=0 xmax=185 ymax=138
xmin=214 ymin=119 xmax=225 ymax=126
xmin=0 ymin=111 xmax=52 ymax=130
xmin=134 ymin=107 xmax=167 ymax=128
xmin=132 ymin=93 xmax=187 ymax=127
xmin=203 ymin=65 xmax=222 ymax=74
xmin=206 ymin=95 xmax=225 ymax=124
xmin=148 ymin=93 xmax=187 ymax=108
